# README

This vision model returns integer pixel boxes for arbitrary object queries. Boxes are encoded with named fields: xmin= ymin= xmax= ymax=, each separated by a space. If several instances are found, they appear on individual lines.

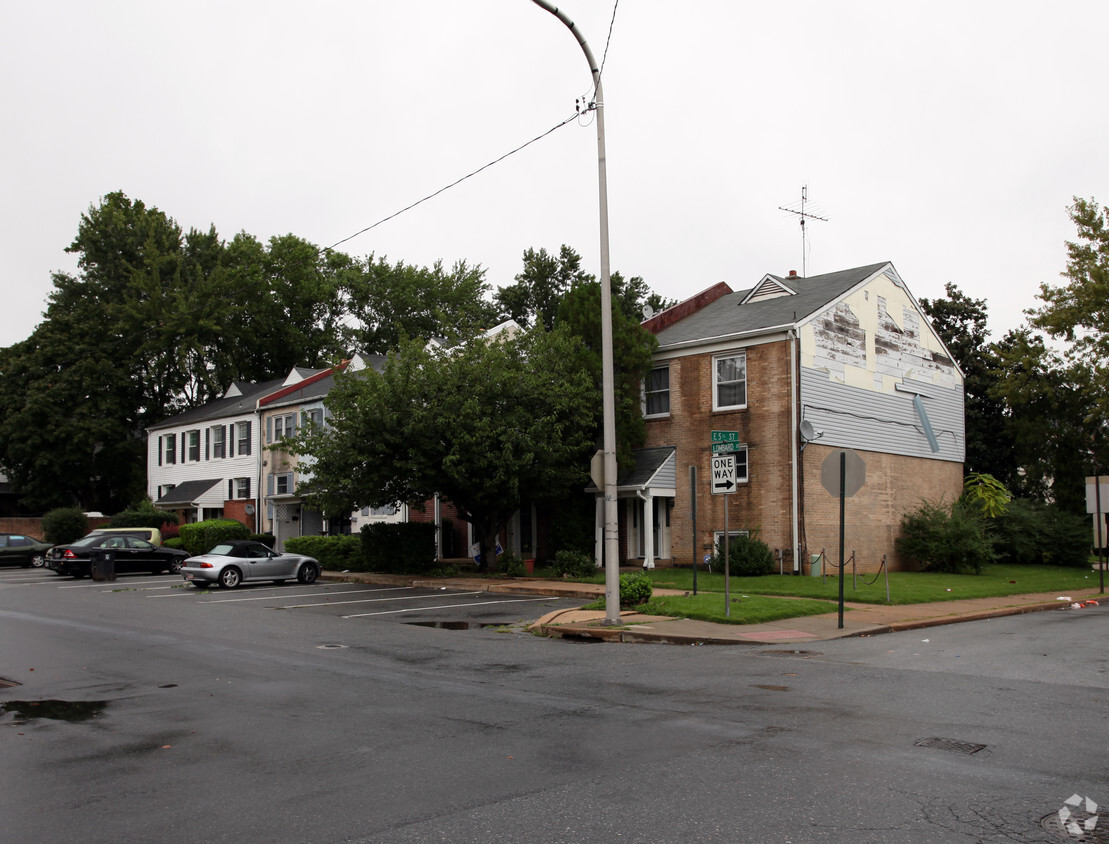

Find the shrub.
xmin=163 ymin=537 xmax=185 ymax=550
xmin=42 ymin=507 xmax=89 ymax=544
xmin=284 ymin=535 xmax=361 ymax=571
xmin=713 ymin=532 xmax=775 ymax=576
xmin=553 ymin=549 xmax=598 ymax=578
xmin=991 ymin=498 xmax=1044 ymax=565
xmin=109 ymin=500 xmax=179 ymax=530
xmin=361 ymin=522 xmax=437 ymax=574
xmin=896 ymin=499 xmax=995 ymax=574
xmin=619 ymin=571 xmax=652 ymax=607
xmin=1040 ymin=506 xmax=1093 ymax=567
xmin=497 ymin=553 xmax=526 ymax=577
xmin=179 ymin=519 xmax=250 ymax=556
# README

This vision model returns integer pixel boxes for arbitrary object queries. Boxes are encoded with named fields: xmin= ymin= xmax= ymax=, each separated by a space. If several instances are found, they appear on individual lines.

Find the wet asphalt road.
xmin=1 ymin=566 xmax=1106 ymax=843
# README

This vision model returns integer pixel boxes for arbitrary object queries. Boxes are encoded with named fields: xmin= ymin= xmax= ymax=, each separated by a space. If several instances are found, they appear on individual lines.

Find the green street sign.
xmin=711 ymin=442 xmax=742 ymax=454
xmin=711 ymin=430 xmax=740 ymax=444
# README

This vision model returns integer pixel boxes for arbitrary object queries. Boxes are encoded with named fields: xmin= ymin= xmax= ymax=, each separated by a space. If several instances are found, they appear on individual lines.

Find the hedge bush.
xmin=284 ymin=535 xmax=361 ymax=571
xmin=109 ymin=502 xmax=179 ymax=530
xmin=619 ymin=571 xmax=653 ymax=607
xmin=42 ymin=507 xmax=89 ymax=545
xmin=553 ymin=549 xmax=597 ymax=578
xmin=361 ymin=522 xmax=437 ymax=574
xmin=179 ymin=519 xmax=251 ymax=556
xmin=713 ymin=532 xmax=775 ymax=576
xmin=896 ymin=499 xmax=995 ymax=574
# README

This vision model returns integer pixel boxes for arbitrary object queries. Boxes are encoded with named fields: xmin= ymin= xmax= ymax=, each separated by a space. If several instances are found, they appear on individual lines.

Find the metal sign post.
xmin=690 ymin=465 xmax=698 ymax=596
xmin=711 ymin=450 xmax=737 ymax=617
xmin=821 ymin=449 xmax=867 ymax=629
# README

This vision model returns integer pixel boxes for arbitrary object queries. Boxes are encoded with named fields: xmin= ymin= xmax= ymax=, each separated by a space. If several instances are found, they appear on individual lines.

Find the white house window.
xmin=163 ymin=434 xmax=177 ymax=465
xmin=211 ymin=425 xmax=225 ymax=459
xmin=644 ymin=366 xmax=670 ymax=417
xmin=236 ymin=421 xmax=252 ymax=455
xmin=366 ymin=504 xmax=397 ymax=517
xmin=303 ymin=408 xmax=323 ymax=427
xmin=186 ymin=430 xmax=200 ymax=462
xmin=713 ymin=352 xmax=747 ymax=410
xmin=275 ymin=473 xmax=292 ymax=496
xmin=234 ymin=478 xmax=250 ymax=499
xmin=732 ymin=445 xmax=750 ymax=482
xmin=160 ymin=484 xmax=176 ymax=498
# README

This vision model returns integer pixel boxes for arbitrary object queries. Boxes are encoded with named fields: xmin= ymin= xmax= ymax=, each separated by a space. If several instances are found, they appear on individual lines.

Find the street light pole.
xmin=529 ymin=0 xmax=621 ymax=624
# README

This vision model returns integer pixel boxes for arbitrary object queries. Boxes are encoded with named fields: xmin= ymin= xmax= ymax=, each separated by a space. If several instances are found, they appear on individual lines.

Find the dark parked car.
xmin=46 ymin=534 xmax=189 ymax=578
xmin=0 ymin=533 xmax=52 ymax=568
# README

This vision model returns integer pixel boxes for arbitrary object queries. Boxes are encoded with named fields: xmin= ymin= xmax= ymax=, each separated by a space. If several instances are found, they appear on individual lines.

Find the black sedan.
xmin=46 ymin=534 xmax=189 ymax=578
xmin=0 ymin=533 xmax=53 ymax=568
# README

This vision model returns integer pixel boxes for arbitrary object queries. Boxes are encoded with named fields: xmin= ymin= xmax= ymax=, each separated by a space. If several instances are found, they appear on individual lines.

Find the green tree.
xmin=342 ymin=255 xmax=499 ymax=353
xmin=495 ymin=245 xmax=590 ymax=329
xmin=291 ymin=326 xmax=599 ymax=570
xmin=1030 ymin=197 xmax=1109 ymax=420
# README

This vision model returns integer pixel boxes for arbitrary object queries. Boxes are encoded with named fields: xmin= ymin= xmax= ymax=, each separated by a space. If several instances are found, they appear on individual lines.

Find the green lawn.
xmin=572 ymin=563 xmax=1104 ymax=606
xmin=580 ymin=592 xmax=840 ymax=626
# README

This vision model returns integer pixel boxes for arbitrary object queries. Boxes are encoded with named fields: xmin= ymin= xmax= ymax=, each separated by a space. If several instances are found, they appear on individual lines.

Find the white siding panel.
xmin=800 ymin=368 xmax=964 ymax=463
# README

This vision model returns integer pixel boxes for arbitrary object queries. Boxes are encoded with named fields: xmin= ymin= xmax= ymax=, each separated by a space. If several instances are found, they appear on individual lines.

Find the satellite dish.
xmin=800 ymin=420 xmax=819 ymax=442
xmin=642 ymin=304 xmax=654 ymax=320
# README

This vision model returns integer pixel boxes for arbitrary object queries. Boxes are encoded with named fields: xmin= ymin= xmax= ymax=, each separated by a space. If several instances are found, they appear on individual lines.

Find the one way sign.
xmin=711 ymin=454 xmax=737 ymax=495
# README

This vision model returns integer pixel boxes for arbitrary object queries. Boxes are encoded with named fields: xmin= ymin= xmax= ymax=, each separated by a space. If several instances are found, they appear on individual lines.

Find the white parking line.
xmin=194 ymin=586 xmax=416 ymax=604
xmin=342 ymin=597 xmax=549 ymax=619
xmin=58 ymin=577 xmax=179 ymax=589
xmin=274 ymin=590 xmax=485 ymax=610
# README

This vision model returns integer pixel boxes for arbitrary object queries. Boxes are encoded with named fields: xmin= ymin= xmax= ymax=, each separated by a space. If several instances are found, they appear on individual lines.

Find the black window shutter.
xmin=158 ymin=436 xmax=162 ymax=467
xmin=228 ymin=479 xmax=233 ymax=500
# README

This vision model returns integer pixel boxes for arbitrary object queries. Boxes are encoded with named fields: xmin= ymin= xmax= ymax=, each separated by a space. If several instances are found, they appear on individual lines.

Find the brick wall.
xmin=223 ymin=500 xmax=257 ymax=532
xmin=646 ymin=340 xmax=796 ymax=565
xmin=801 ymin=444 xmax=963 ymax=572
xmin=645 ymin=338 xmax=963 ymax=571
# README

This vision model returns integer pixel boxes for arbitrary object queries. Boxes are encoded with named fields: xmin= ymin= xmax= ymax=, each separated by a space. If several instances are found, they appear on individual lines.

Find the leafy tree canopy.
xmin=290 ymin=326 xmax=599 ymax=569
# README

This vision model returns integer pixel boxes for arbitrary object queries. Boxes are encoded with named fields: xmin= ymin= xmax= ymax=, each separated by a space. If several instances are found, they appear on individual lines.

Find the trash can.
xmin=809 ymin=554 xmax=822 ymax=577
xmin=90 ymin=549 xmax=116 ymax=582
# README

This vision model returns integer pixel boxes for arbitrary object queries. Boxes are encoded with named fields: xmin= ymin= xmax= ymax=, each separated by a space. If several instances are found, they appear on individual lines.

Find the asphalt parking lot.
xmin=0 ymin=565 xmax=583 ymax=628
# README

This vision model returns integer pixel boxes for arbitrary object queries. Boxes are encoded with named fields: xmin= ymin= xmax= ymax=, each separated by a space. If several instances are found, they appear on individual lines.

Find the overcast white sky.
xmin=3 ymin=1 xmax=1107 ymax=351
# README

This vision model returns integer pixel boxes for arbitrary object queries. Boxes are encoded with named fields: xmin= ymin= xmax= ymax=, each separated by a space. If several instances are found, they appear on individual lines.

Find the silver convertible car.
xmin=181 ymin=540 xmax=321 ymax=589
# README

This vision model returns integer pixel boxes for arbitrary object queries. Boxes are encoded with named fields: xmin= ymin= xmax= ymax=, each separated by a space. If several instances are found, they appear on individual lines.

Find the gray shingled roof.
xmin=586 ymin=446 xmax=675 ymax=493
xmin=156 ymin=478 xmax=221 ymax=506
xmin=262 ymin=355 xmax=388 ymax=409
xmin=147 ymin=377 xmax=288 ymax=432
xmin=654 ymin=261 xmax=892 ymax=349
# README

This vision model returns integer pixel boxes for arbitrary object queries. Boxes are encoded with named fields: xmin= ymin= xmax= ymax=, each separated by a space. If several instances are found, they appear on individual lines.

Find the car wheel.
xmin=218 ymin=567 xmax=242 ymax=589
xmin=296 ymin=563 xmax=319 ymax=585
xmin=30 ymin=553 xmax=45 ymax=568
xmin=168 ymin=559 xmax=183 ymax=575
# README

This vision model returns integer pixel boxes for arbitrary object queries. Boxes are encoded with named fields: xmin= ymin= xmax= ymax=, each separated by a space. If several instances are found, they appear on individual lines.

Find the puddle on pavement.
xmin=404 ymin=621 xmax=502 ymax=630
xmin=757 ymin=649 xmax=823 ymax=658
xmin=2 ymin=699 xmax=108 ymax=722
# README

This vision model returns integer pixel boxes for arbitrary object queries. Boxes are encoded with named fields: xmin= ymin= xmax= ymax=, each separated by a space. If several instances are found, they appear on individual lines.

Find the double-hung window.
xmin=163 ymin=434 xmax=177 ymax=465
xmin=236 ymin=421 xmax=252 ymax=455
xmin=234 ymin=477 xmax=250 ymax=499
xmin=713 ymin=352 xmax=747 ymax=410
xmin=275 ymin=473 xmax=292 ymax=496
xmin=186 ymin=430 xmax=200 ymax=462
xmin=211 ymin=425 xmax=226 ymax=459
xmin=644 ymin=366 xmax=670 ymax=417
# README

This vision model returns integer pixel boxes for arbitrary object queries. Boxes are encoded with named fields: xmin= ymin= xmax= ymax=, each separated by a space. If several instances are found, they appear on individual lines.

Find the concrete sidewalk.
xmin=320 ymin=570 xmax=1106 ymax=645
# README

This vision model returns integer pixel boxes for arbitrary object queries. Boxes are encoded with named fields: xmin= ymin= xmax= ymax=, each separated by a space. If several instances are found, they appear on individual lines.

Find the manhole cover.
xmin=1041 ymin=809 xmax=1106 ymax=842
xmin=914 ymin=736 xmax=987 ymax=755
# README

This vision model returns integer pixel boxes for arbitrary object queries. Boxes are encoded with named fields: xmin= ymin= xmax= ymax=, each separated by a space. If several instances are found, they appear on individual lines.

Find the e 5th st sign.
xmin=711 ymin=430 xmax=742 ymax=455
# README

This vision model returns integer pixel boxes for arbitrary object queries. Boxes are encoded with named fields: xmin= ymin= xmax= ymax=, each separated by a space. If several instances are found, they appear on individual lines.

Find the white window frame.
xmin=275 ymin=473 xmax=293 ymax=496
xmin=713 ymin=351 xmax=747 ymax=411
xmin=643 ymin=365 xmax=670 ymax=418
xmin=236 ymin=421 xmax=252 ymax=455
xmin=211 ymin=425 xmax=225 ymax=459
xmin=163 ymin=434 xmax=177 ymax=465
xmin=234 ymin=477 xmax=250 ymax=499
xmin=186 ymin=430 xmax=201 ymax=462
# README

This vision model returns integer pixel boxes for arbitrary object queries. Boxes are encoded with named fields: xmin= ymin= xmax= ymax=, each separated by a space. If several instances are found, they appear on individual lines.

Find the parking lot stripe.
xmin=341 ymin=596 xmax=549 ymax=619
xmin=273 ymin=590 xmax=485 ymax=610
xmin=194 ymin=586 xmax=416 ymax=604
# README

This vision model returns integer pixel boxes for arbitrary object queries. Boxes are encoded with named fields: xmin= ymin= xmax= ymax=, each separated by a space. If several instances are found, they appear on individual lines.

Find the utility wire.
xmin=324 ymin=111 xmax=580 ymax=255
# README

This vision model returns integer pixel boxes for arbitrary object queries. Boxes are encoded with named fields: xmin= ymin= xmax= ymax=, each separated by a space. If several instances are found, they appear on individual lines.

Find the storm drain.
xmin=1041 ymin=810 xmax=1106 ymax=843
xmin=913 ymin=736 xmax=987 ymax=755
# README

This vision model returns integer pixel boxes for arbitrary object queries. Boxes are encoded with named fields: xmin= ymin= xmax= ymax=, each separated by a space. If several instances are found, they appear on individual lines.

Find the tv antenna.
xmin=778 ymin=185 xmax=828 ymax=277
